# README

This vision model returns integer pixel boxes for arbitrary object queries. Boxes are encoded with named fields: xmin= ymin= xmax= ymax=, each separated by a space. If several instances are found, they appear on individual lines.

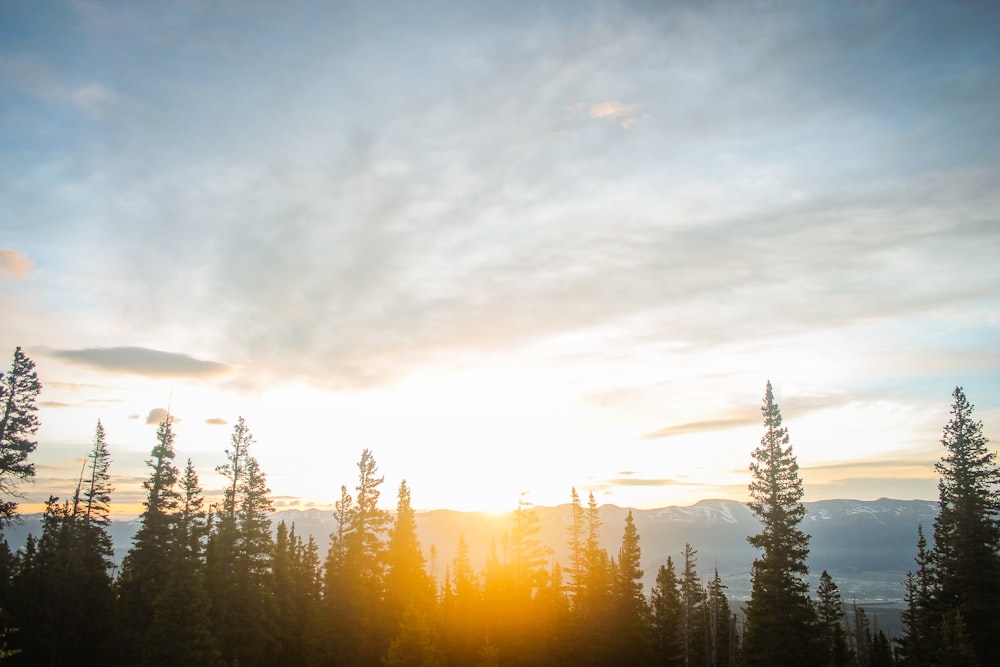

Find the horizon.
xmin=2 ymin=1 xmax=998 ymax=516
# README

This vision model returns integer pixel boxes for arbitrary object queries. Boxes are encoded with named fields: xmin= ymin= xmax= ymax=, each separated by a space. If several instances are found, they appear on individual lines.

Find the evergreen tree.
xmin=272 ymin=521 xmax=323 ymax=666
xmin=816 ymin=570 xmax=850 ymax=667
xmin=567 ymin=487 xmax=586 ymax=605
xmin=651 ymin=556 xmax=683 ymax=666
xmin=324 ymin=449 xmax=391 ymax=665
xmin=206 ymin=418 xmax=277 ymax=666
xmin=679 ymin=543 xmax=704 ymax=667
xmin=898 ymin=525 xmax=935 ymax=665
xmin=383 ymin=606 xmax=445 ymax=667
xmin=384 ymin=480 xmax=433 ymax=631
xmin=144 ymin=459 xmax=221 ymax=666
xmin=613 ymin=510 xmax=651 ymax=665
xmin=0 ymin=347 xmax=41 ymax=524
xmin=704 ymin=567 xmax=733 ymax=667
xmin=930 ymin=387 xmax=1000 ymax=665
xmin=442 ymin=534 xmax=481 ymax=667
xmin=117 ymin=417 xmax=182 ymax=662
xmin=743 ymin=381 xmax=820 ymax=665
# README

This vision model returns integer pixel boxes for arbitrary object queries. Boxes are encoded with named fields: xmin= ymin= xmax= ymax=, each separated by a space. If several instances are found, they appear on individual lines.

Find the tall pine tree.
xmin=117 ymin=416 xmax=182 ymax=662
xmin=743 ymin=381 xmax=820 ymax=665
xmin=929 ymin=386 xmax=1000 ymax=665
xmin=0 ymin=347 xmax=41 ymax=524
xmin=206 ymin=417 xmax=277 ymax=666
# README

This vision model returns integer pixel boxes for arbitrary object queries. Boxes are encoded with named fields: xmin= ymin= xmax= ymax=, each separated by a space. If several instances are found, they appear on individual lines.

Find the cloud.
xmin=642 ymin=416 xmax=758 ymax=440
xmin=0 ymin=249 xmax=34 ymax=282
xmin=15 ymin=1 xmax=999 ymax=400
xmin=68 ymin=83 xmax=121 ymax=114
xmin=607 ymin=477 xmax=695 ymax=488
xmin=40 ymin=401 xmax=73 ymax=408
xmin=205 ymin=417 xmax=228 ymax=425
xmin=145 ymin=408 xmax=180 ymax=425
xmin=49 ymin=346 xmax=229 ymax=378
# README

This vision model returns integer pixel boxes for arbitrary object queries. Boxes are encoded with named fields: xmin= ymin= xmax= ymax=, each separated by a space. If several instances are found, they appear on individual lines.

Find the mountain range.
xmin=2 ymin=497 xmax=936 ymax=623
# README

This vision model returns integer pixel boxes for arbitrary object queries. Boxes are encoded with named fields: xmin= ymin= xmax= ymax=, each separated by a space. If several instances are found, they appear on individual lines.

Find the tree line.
xmin=0 ymin=347 xmax=997 ymax=665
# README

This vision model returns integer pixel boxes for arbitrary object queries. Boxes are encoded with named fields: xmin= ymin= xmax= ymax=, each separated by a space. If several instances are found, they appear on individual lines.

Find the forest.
xmin=0 ymin=346 xmax=997 ymax=666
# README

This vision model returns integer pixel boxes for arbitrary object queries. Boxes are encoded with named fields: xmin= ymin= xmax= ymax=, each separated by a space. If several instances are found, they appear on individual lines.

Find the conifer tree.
xmin=613 ymin=510 xmax=651 ymax=665
xmin=144 ymin=459 xmax=221 ymax=666
xmin=117 ymin=417 xmax=182 ymax=662
xmin=816 ymin=570 xmax=850 ymax=667
xmin=704 ymin=567 xmax=734 ymax=667
xmin=743 ymin=381 xmax=820 ymax=665
xmin=679 ymin=543 xmax=705 ymax=667
xmin=206 ymin=418 xmax=277 ymax=666
xmin=384 ymin=480 xmax=433 ymax=631
xmin=272 ymin=521 xmax=323 ymax=666
xmin=898 ymin=525 xmax=936 ymax=666
xmin=651 ymin=556 xmax=683 ymax=666
xmin=324 ymin=449 xmax=391 ymax=665
xmin=930 ymin=386 xmax=1000 ymax=665
xmin=0 ymin=347 xmax=41 ymax=524
xmin=567 ymin=487 xmax=586 ymax=604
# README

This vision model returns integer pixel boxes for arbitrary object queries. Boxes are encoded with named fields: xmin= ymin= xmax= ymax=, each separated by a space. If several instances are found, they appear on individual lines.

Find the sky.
xmin=1 ymin=0 xmax=998 ymax=516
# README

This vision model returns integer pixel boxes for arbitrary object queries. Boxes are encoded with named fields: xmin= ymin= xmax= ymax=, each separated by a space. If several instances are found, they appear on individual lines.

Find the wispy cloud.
xmin=48 ymin=347 xmax=229 ymax=378
xmin=0 ymin=249 xmax=34 ymax=282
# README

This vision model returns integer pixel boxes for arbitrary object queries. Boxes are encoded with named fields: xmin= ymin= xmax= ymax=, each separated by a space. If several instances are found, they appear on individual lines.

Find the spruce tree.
xmin=613 ymin=510 xmax=651 ymax=665
xmin=931 ymin=386 xmax=1000 ymax=665
xmin=816 ymin=570 xmax=850 ymax=667
xmin=743 ymin=381 xmax=820 ymax=665
xmin=898 ymin=524 xmax=935 ymax=665
xmin=117 ymin=417 xmax=182 ymax=662
xmin=144 ymin=459 xmax=221 ymax=666
xmin=650 ymin=556 xmax=683 ymax=666
xmin=384 ymin=480 xmax=433 ymax=632
xmin=206 ymin=418 xmax=277 ymax=666
xmin=0 ymin=347 xmax=41 ymax=524
xmin=567 ymin=487 xmax=586 ymax=605
xmin=704 ymin=567 xmax=734 ymax=667
xmin=679 ymin=543 xmax=705 ymax=667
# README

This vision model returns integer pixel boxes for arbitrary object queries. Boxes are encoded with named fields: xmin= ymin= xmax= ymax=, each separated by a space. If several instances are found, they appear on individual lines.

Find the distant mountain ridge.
xmin=2 ymin=498 xmax=937 ymax=607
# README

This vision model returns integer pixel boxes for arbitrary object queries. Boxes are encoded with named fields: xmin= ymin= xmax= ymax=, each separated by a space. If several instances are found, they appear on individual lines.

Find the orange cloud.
xmin=0 ymin=249 xmax=34 ymax=281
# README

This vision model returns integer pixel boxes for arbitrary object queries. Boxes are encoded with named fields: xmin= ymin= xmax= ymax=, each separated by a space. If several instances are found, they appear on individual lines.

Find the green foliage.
xmin=651 ymin=556 xmax=683 ymax=665
xmin=0 ymin=347 xmax=40 ymax=524
xmin=816 ymin=570 xmax=850 ymax=667
xmin=743 ymin=381 xmax=821 ymax=666
xmin=206 ymin=417 xmax=277 ymax=666
xmin=930 ymin=387 xmax=1000 ymax=665
xmin=382 ymin=606 xmax=444 ymax=667
xmin=117 ymin=417 xmax=182 ymax=661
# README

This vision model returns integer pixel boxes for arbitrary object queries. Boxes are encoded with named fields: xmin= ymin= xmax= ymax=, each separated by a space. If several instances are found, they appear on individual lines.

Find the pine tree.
xmin=206 ymin=418 xmax=277 ymax=666
xmin=567 ymin=487 xmax=587 ymax=605
xmin=384 ymin=480 xmax=433 ymax=631
xmin=679 ymin=543 xmax=704 ymax=667
xmin=117 ymin=417 xmax=182 ymax=662
xmin=613 ymin=510 xmax=651 ymax=665
xmin=930 ymin=386 xmax=1000 ymax=665
xmin=144 ymin=459 xmax=221 ymax=666
xmin=816 ymin=570 xmax=850 ymax=667
xmin=743 ymin=381 xmax=820 ymax=665
xmin=0 ymin=347 xmax=41 ymax=524
xmin=704 ymin=567 xmax=733 ymax=667
xmin=324 ymin=449 xmax=391 ymax=665
xmin=651 ymin=556 xmax=683 ymax=666
xmin=898 ymin=525 xmax=935 ymax=665
xmin=272 ymin=521 xmax=323 ymax=666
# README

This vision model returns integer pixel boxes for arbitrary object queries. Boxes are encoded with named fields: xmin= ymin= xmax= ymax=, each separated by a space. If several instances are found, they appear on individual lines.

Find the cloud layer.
xmin=49 ymin=347 xmax=229 ymax=378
